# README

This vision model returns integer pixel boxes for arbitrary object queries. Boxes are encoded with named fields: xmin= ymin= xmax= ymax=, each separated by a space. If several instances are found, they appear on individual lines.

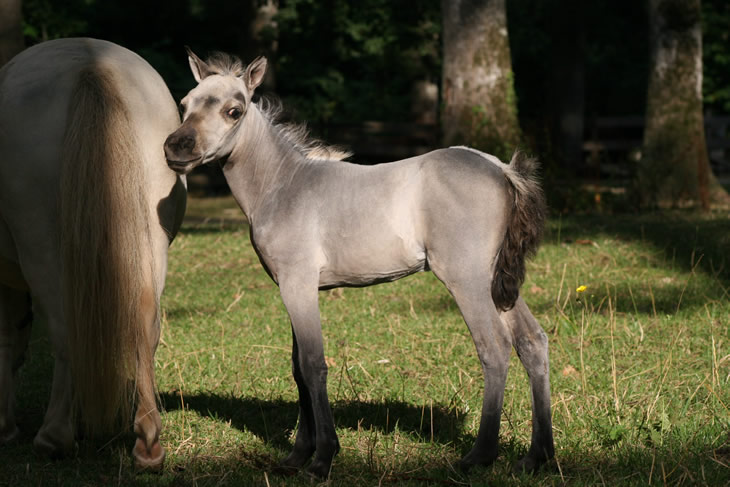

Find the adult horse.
xmin=0 ymin=38 xmax=186 ymax=469
xmin=165 ymin=50 xmax=553 ymax=478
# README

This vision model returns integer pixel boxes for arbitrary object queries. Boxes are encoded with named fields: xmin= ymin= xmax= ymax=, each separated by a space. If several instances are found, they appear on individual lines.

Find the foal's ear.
xmin=186 ymin=46 xmax=213 ymax=83
xmin=244 ymin=56 xmax=267 ymax=92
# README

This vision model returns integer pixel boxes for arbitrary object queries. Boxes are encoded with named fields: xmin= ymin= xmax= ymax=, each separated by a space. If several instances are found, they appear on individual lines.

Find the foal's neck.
xmin=223 ymin=104 xmax=308 ymax=222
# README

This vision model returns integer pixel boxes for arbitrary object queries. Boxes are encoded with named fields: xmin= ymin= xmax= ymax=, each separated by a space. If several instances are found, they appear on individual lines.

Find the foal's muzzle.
xmin=164 ymin=128 xmax=201 ymax=174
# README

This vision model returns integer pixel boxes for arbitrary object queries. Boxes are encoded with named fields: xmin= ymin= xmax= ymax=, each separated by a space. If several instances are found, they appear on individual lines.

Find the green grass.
xmin=4 ymin=197 xmax=730 ymax=486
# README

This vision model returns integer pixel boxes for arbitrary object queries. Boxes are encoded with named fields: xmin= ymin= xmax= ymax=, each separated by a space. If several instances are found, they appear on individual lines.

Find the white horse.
xmin=0 ymin=38 xmax=186 ymax=469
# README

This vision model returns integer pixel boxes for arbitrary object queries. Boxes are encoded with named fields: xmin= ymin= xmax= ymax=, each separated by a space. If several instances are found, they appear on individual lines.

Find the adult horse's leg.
xmin=278 ymin=275 xmax=339 ymax=478
xmin=131 ymin=283 xmax=165 ymax=470
xmin=132 ymin=231 xmax=175 ymax=470
xmin=30 ymin=281 xmax=74 ymax=457
xmin=0 ymin=286 xmax=32 ymax=443
xmin=276 ymin=326 xmax=317 ymax=473
xmin=502 ymin=296 xmax=554 ymax=472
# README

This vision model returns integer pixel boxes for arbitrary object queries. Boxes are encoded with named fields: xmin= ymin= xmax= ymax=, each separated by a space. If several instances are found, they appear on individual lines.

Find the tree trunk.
xmin=639 ymin=0 xmax=728 ymax=209
xmin=0 ymin=0 xmax=24 ymax=68
xmin=441 ymin=0 xmax=522 ymax=160
xmin=547 ymin=0 xmax=585 ymax=171
xmin=240 ymin=0 xmax=278 ymax=91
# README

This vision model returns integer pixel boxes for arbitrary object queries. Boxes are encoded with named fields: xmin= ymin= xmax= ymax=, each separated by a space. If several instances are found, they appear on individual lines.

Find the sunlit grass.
xmin=5 ymin=197 xmax=729 ymax=486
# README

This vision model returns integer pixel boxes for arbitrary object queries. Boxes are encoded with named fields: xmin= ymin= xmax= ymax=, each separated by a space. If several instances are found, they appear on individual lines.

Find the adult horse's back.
xmin=0 ymin=38 xmax=186 ymax=469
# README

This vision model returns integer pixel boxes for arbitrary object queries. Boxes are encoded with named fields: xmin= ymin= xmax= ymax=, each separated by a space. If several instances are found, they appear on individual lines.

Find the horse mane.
xmin=203 ymin=52 xmax=352 ymax=162
xmin=255 ymin=96 xmax=352 ymax=162
xmin=204 ymin=51 xmax=246 ymax=77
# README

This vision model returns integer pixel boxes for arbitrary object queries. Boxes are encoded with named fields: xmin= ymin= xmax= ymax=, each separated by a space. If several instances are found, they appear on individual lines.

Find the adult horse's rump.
xmin=0 ymin=38 xmax=186 ymax=469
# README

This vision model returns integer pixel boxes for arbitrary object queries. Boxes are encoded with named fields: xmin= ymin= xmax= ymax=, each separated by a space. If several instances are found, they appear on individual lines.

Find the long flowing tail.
xmin=60 ymin=65 xmax=156 ymax=435
xmin=491 ymin=152 xmax=547 ymax=311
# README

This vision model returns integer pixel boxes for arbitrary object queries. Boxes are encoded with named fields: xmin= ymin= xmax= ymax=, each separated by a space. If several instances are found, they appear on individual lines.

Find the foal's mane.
xmin=257 ymin=97 xmax=353 ymax=162
xmin=204 ymin=51 xmax=352 ymax=162
xmin=204 ymin=51 xmax=246 ymax=77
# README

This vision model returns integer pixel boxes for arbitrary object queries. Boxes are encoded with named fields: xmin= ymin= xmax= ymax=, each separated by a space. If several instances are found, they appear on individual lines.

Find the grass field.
xmin=4 ymin=196 xmax=729 ymax=486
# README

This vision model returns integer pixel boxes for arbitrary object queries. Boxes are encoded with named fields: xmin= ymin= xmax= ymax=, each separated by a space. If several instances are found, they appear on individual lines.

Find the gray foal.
xmin=164 ymin=50 xmax=554 ymax=479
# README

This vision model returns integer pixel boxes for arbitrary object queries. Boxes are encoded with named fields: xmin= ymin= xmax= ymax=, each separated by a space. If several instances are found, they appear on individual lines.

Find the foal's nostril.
xmin=180 ymin=136 xmax=195 ymax=151
xmin=164 ymin=133 xmax=196 ymax=156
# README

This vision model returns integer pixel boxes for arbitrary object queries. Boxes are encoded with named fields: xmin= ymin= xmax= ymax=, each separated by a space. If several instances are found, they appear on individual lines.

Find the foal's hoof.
xmin=273 ymin=448 xmax=313 ymax=476
xmin=457 ymin=448 xmax=498 ymax=474
xmin=306 ymin=457 xmax=333 ymax=480
xmin=272 ymin=462 xmax=299 ymax=477
xmin=513 ymin=454 xmax=553 ymax=475
xmin=133 ymin=438 xmax=166 ymax=472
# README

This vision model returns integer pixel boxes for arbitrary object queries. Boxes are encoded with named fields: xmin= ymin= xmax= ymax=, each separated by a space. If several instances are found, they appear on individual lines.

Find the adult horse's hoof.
xmin=33 ymin=431 xmax=75 ymax=460
xmin=0 ymin=424 xmax=20 ymax=444
xmin=132 ymin=438 xmax=165 ymax=472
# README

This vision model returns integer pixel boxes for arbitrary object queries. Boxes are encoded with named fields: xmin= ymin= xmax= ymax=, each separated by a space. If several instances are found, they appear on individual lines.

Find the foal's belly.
xmin=317 ymin=232 xmax=427 ymax=289
xmin=318 ymin=258 xmax=427 ymax=289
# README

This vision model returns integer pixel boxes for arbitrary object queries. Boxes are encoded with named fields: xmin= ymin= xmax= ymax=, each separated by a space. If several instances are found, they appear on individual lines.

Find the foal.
xmin=165 ymin=50 xmax=554 ymax=478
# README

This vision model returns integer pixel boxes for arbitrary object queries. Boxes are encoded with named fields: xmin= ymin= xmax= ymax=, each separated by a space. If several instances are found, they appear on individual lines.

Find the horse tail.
xmin=491 ymin=151 xmax=547 ymax=311
xmin=60 ymin=65 xmax=156 ymax=435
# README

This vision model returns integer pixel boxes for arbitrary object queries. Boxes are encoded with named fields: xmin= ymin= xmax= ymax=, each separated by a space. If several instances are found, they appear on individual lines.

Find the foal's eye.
xmin=227 ymin=107 xmax=243 ymax=120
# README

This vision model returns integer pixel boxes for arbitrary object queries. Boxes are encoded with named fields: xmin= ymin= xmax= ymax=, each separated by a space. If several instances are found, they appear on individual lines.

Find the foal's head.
xmin=164 ymin=49 xmax=267 ymax=174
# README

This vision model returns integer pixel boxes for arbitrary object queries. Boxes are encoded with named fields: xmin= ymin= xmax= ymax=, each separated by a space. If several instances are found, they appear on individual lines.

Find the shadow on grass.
xmin=402 ymin=276 xmax=720 ymax=323
xmin=551 ymin=212 xmax=730 ymax=285
xmin=502 ymin=212 xmax=730 ymax=319
xmin=159 ymin=391 xmax=467 ymax=450
xmin=179 ymin=221 xmax=247 ymax=235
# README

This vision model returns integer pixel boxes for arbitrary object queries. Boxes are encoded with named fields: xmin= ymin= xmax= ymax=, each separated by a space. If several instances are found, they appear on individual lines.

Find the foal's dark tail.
xmin=492 ymin=152 xmax=547 ymax=311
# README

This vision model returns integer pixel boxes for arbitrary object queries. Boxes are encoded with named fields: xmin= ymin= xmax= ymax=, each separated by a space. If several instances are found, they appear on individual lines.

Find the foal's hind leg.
xmin=433 ymin=268 xmax=512 ymax=470
xmin=501 ymin=296 xmax=554 ymax=472
xmin=456 ymin=290 xmax=511 ymax=469
xmin=0 ymin=285 xmax=32 ymax=444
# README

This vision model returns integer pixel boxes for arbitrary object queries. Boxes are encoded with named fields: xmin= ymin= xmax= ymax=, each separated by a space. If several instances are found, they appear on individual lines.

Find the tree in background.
xmin=638 ymin=0 xmax=728 ymax=209
xmin=545 ymin=0 xmax=585 ymax=171
xmin=276 ymin=0 xmax=440 ymax=124
xmin=0 ymin=0 xmax=24 ymax=67
xmin=441 ymin=0 xmax=521 ymax=160
xmin=703 ymin=0 xmax=730 ymax=114
xmin=241 ymin=0 xmax=278 ymax=90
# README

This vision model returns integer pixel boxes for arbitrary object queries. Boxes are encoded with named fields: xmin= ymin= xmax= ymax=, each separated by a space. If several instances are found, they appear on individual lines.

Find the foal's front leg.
xmin=278 ymin=277 xmax=339 ymax=479
xmin=277 ymin=327 xmax=316 ymax=472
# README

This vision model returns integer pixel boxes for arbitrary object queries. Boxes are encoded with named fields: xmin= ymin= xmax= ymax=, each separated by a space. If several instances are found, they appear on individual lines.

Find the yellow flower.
xmin=576 ymin=285 xmax=587 ymax=293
